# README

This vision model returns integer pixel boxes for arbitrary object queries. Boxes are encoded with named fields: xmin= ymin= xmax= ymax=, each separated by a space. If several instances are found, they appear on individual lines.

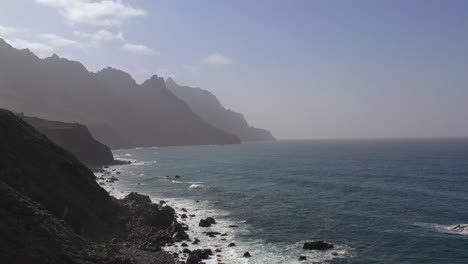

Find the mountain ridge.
xmin=0 ymin=38 xmax=240 ymax=148
xmin=165 ymin=78 xmax=275 ymax=142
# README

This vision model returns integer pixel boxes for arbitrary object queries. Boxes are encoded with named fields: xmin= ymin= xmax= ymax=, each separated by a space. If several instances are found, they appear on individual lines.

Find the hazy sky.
xmin=0 ymin=0 xmax=467 ymax=139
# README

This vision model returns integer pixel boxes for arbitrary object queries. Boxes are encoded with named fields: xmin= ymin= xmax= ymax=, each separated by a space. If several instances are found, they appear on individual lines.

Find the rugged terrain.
xmin=0 ymin=108 xmax=189 ymax=264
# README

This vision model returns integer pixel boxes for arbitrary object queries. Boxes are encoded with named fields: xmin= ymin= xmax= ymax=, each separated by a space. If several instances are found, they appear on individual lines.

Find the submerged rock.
xmin=303 ymin=241 xmax=334 ymax=250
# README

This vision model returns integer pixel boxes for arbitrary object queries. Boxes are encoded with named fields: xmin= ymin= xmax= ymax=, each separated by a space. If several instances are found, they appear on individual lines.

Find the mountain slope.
xmin=165 ymin=78 xmax=275 ymax=142
xmin=21 ymin=115 xmax=121 ymax=167
xmin=0 ymin=38 xmax=239 ymax=148
xmin=94 ymin=67 xmax=240 ymax=147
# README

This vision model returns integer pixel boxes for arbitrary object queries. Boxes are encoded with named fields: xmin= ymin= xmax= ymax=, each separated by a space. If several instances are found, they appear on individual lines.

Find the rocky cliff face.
xmin=0 ymin=38 xmax=239 ymax=148
xmin=21 ymin=115 xmax=120 ymax=167
xmin=0 ymin=108 xmax=186 ymax=264
xmin=165 ymin=78 xmax=275 ymax=142
xmin=0 ymin=109 xmax=121 ymax=240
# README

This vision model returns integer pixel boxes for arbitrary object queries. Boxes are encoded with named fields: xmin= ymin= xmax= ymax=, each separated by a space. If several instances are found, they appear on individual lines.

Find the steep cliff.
xmin=0 ymin=109 xmax=121 ymax=240
xmin=165 ymin=78 xmax=275 ymax=142
xmin=21 ymin=115 xmax=119 ymax=167
xmin=0 ymin=108 xmax=181 ymax=263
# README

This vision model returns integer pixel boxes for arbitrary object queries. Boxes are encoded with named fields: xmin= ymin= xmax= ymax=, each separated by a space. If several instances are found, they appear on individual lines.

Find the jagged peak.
xmin=95 ymin=66 xmax=138 ymax=86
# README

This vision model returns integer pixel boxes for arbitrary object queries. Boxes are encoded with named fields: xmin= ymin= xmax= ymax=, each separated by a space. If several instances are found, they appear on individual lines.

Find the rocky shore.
xmin=0 ymin=108 xmax=337 ymax=263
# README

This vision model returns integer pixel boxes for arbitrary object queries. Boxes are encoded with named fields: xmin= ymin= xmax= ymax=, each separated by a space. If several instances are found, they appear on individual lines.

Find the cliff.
xmin=21 ymin=115 xmax=120 ymax=167
xmin=165 ymin=78 xmax=275 ymax=142
xmin=0 ymin=109 xmax=121 ymax=240
xmin=0 ymin=108 xmax=186 ymax=263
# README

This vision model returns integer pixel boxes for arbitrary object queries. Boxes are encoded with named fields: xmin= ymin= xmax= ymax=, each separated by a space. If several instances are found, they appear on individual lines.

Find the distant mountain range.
xmin=0 ymin=38 xmax=274 ymax=148
xmin=166 ymin=78 xmax=275 ymax=142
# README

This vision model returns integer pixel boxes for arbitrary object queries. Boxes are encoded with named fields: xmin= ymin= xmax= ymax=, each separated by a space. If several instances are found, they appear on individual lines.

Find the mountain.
xmin=165 ymin=78 xmax=275 ymax=142
xmin=94 ymin=67 xmax=239 ymax=147
xmin=0 ymin=38 xmax=239 ymax=148
xmin=21 ymin=115 xmax=122 ymax=167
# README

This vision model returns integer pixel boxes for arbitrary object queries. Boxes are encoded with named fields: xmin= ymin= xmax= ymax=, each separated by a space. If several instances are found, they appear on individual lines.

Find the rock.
xmin=332 ymin=251 xmax=339 ymax=256
xmin=193 ymin=238 xmax=201 ymax=244
xmin=229 ymin=225 xmax=239 ymax=228
xmin=243 ymin=251 xmax=252 ymax=258
xmin=450 ymin=224 xmax=468 ymax=233
xmin=182 ymin=248 xmax=191 ymax=254
xmin=221 ymin=233 xmax=227 ymax=236
xmin=228 ymin=243 xmax=236 ymax=247
xmin=303 ymin=241 xmax=334 ymax=250
xmin=299 ymin=256 xmax=307 ymax=261
xmin=181 ymin=214 xmax=188 ymax=219
xmin=181 ymin=208 xmax=187 ymax=212
xmin=206 ymin=217 xmax=216 ymax=224
xmin=199 ymin=217 xmax=217 ymax=227
xmin=181 ymin=242 xmax=188 ymax=247
xmin=121 ymin=192 xmax=152 ymax=205
xmin=175 ymin=175 xmax=181 ymax=178
xmin=186 ymin=249 xmax=213 ymax=264
xmin=205 ymin=232 xmax=221 ymax=237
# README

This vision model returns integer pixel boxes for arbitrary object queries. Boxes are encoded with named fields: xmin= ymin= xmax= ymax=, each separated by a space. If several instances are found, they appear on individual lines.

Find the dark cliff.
xmin=165 ymin=78 xmax=275 ymax=142
xmin=21 ymin=115 xmax=118 ymax=167
xmin=0 ymin=108 xmax=183 ymax=263
xmin=0 ymin=109 xmax=121 ymax=240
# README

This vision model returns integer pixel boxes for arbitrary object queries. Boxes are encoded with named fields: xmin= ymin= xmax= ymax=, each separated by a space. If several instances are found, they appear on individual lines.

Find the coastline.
xmin=96 ymin=152 xmax=351 ymax=264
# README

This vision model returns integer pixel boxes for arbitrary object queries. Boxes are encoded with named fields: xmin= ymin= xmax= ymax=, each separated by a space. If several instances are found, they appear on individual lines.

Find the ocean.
xmin=100 ymin=139 xmax=468 ymax=264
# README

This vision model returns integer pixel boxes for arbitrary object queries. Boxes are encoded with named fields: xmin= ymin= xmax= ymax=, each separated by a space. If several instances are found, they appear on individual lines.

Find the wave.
xmin=171 ymin=180 xmax=202 ymax=184
xmin=189 ymin=184 xmax=205 ymax=190
xmin=414 ymin=222 xmax=468 ymax=236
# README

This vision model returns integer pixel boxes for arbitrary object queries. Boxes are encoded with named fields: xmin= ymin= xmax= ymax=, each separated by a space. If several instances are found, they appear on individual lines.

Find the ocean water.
xmin=102 ymin=139 xmax=468 ymax=264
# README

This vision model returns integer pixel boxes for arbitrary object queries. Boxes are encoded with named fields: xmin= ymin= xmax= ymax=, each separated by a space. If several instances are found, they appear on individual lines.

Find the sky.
xmin=0 ymin=0 xmax=467 ymax=139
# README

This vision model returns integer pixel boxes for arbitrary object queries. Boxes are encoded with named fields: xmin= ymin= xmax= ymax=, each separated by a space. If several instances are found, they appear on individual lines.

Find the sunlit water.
xmin=101 ymin=139 xmax=468 ymax=264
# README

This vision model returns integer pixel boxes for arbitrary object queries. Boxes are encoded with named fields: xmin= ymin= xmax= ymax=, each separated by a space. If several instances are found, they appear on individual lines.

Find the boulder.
xmin=303 ymin=241 xmax=334 ymax=250
xmin=186 ymin=249 xmax=212 ymax=264
xmin=198 ymin=217 xmax=216 ymax=227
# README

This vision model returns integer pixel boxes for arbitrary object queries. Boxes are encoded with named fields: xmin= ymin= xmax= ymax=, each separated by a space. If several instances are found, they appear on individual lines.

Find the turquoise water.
xmin=108 ymin=139 xmax=468 ymax=263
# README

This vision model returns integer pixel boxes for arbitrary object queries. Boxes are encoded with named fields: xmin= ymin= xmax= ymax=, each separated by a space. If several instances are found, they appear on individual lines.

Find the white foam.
xmin=189 ymin=184 xmax=205 ymax=190
xmin=415 ymin=222 xmax=468 ymax=236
